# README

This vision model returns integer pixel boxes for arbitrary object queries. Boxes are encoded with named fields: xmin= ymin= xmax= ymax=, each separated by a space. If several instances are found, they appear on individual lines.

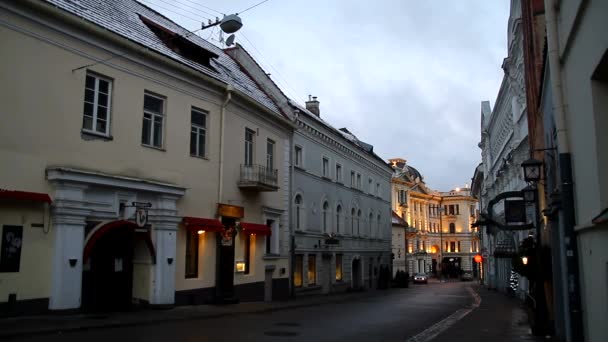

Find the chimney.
xmin=305 ymin=95 xmax=320 ymax=116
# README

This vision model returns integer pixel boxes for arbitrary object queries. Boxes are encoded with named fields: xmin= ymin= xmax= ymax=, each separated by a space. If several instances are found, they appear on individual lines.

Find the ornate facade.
xmin=390 ymin=159 xmax=479 ymax=278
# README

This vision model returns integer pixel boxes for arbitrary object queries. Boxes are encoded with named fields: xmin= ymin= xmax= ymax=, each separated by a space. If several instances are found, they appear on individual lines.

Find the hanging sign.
xmin=135 ymin=209 xmax=148 ymax=227
xmin=221 ymin=227 xmax=235 ymax=246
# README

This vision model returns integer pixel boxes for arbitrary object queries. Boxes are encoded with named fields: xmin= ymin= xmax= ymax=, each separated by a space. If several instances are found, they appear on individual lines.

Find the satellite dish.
xmin=225 ymin=34 xmax=235 ymax=47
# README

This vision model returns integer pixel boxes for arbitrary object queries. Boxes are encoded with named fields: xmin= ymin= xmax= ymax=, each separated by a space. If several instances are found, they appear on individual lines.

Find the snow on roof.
xmin=43 ymin=0 xmax=280 ymax=114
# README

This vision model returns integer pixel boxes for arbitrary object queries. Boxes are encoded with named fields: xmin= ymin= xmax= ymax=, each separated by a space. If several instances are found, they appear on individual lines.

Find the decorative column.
xmin=48 ymin=183 xmax=90 ymax=310
xmin=149 ymin=195 xmax=181 ymax=306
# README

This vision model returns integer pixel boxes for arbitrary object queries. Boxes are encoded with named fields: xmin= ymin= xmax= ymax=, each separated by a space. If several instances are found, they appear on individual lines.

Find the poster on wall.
xmin=0 ymin=225 xmax=23 ymax=272
xmin=221 ymin=227 xmax=234 ymax=246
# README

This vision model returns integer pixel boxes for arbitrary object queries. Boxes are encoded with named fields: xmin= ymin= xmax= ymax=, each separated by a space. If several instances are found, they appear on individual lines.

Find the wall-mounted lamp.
xmin=167 ymin=258 xmax=173 ymax=265
xmin=197 ymin=230 xmax=205 ymax=235
xmin=235 ymin=261 xmax=246 ymax=272
xmin=521 ymin=158 xmax=543 ymax=183
xmin=522 ymin=256 xmax=529 ymax=265
xmin=69 ymin=258 xmax=78 ymax=267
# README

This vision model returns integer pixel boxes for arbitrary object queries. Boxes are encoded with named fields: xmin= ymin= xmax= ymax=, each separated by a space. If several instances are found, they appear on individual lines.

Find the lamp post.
xmin=521 ymin=158 xmax=549 ymax=335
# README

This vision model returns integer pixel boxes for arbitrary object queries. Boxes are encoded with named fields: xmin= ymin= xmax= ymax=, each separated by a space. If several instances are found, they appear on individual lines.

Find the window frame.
xmin=335 ymin=254 xmax=343 ymax=282
xmin=322 ymin=157 xmax=329 ymax=178
xmin=307 ymin=254 xmax=316 ymax=285
xmin=335 ymin=163 xmax=342 ymax=183
xmin=294 ymin=254 xmax=303 ymax=287
xmin=83 ymin=72 xmax=113 ymax=137
xmin=294 ymin=145 xmax=303 ymax=168
xmin=245 ymin=128 xmax=255 ymax=166
xmin=190 ymin=107 xmax=208 ymax=158
xmin=266 ymin=138 xmax=275 ymax=170
xmin=141 ymin=92 xmax=166 ymax=148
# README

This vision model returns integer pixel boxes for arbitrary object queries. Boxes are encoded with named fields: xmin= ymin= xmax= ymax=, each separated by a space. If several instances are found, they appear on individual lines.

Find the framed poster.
xmin=1 ymin=225 xmax=23 ymax=272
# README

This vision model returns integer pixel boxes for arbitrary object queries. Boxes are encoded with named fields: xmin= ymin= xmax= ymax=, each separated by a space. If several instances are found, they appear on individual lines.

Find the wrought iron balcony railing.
xmin=238 ymin=164 xmax=279 ymax=192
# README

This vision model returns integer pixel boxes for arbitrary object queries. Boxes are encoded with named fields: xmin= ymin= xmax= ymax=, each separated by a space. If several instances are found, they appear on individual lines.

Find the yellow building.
xmin=0 ymin=0 xmax=291 ymax=314
xmin=390 ymin=158 xmax=480 ymax=278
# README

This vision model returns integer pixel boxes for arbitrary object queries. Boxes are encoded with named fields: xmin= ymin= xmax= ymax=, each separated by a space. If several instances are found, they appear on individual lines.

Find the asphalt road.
xmin=15 ymin=281 xmax=474 ymax=342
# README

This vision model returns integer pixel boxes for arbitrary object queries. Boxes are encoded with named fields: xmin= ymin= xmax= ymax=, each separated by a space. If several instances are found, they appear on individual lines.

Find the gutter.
xmin=217 ymin=85 xmax=233 ymax=205
xmin=545 ymin=1 xmax=583 ymax=341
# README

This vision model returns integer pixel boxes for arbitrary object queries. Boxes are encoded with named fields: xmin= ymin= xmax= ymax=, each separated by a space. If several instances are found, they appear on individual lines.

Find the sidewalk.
xmin=431 ymin=285 xmax=546 ymax=342
xmin=0 ymin=289 xmax=393 ymax=339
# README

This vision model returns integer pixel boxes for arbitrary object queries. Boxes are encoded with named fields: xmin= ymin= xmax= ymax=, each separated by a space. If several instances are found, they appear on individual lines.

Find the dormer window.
xmin=139 ymin=15 xmax=218 ymax=70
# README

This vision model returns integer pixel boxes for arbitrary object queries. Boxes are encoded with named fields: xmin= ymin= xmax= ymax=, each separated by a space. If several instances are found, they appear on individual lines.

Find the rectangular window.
xmin=307 ymin=254 xmax=316 ymax=285
xmin=245 ymin=128 xmax=255 ymax=166
xmin=295 ymin=145 xmax=302 ymax=167
xmin=322 ymin=157 xmax=329 ymax=177
xmin=357 ymin=174 xmax=361 ymax=189
xmin=190 ymin=108 xmax=207 ymax=157
xmin=185 ymin=229 xmax=199 ymax=278
xmin=294 ymin=255 xmax=303 ymax=287
xmin=265 ymin=219 xmax=273 ymax=255
xmin=449 ymin=205 xmax=455 ymax=215
xmin=336 ymin=254 xmax=343 ymax=281
xmin=336 ymin=163 xmax=342 ymax=182
xmin=456 ymin=204 xmax=460 ymax=215
xmin=457 ymin=241 xmax=461 ymax=253
xmin=266 ymin=139 xmax=275 ymax=170
xmin=368 ymin=178 xmax=373 ymax=193
xmin=142 ymin=92 xmax=165 ymax=148
xmin=376 ymin=183 xmax=380 ymax=196
xmin=0 ymin=225 xmax=23 ymax=272
xmin=450 ymin=241 xmax=456 ymax=253
xmin=244 ymin=233 xmax=252 ymax=274
xmin=83 ymin=73 xmax=112 ymax=136
xmin=351 ymin=171 xmax=356 ymax=187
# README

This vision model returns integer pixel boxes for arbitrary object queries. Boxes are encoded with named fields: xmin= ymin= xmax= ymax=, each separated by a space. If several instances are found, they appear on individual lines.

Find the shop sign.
xmin=217 ymin=203 xmax=244 ymax=218
xmin=221 ymin=227 xmax=235 ymax=246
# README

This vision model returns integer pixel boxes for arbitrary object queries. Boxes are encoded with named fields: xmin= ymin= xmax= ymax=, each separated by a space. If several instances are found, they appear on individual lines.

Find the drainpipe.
xmin=545 ymin=1 xmax=583 ymax=341
xmin=217 ymin=85 xmax=233 ymax=205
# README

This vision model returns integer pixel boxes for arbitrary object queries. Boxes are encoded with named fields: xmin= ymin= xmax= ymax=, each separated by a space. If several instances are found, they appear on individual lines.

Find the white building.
xmin=477 ymin=0 xmax=533 ymax=295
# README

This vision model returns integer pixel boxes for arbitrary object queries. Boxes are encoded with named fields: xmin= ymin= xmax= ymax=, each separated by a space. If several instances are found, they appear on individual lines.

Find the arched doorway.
xmin=352 ymin=258 xmax=361 ymax=289
xmin=82 ymin=220 xmax=155 ymax=312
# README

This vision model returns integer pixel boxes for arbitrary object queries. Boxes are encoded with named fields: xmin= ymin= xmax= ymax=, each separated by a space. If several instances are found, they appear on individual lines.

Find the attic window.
xmin=139 ymin=15 xmax=218 ymax=70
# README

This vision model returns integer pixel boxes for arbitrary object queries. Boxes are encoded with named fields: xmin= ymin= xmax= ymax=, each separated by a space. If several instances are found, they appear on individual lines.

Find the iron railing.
xmin=239 ymin=164 xmax=278 ymax=190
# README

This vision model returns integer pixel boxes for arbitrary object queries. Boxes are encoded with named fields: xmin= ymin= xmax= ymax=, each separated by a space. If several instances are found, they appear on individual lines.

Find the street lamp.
xmin=202 ymin=14 xmax=243 ymax=33
xmin=522 ymin=185 xmax=537 ymax=204
xmin=521 ymin=158 xmax=543 ymax=183
xmin=522 ymin=256 xmax=528 ymax=265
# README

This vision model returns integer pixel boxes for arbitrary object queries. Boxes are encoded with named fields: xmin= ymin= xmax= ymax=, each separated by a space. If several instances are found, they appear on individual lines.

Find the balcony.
xmin=238 ymin=164 xmax=279 ymax=192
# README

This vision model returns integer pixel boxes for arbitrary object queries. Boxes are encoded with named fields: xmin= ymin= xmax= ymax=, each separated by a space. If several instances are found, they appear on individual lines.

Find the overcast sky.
xmin=142 ymin=0 xmax=510 ymax=191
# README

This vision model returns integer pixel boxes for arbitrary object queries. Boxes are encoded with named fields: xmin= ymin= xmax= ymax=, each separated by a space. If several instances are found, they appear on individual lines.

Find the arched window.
xmin=322 ymin=201 xmax=329 ymax=233
xmin=449 ymin=223 xmax=456 ymax=234
xmin=368 ymin=213 xmax=373 ymax=238
xmin=357 ymin=209 xmax=362 ymax=236
xmin=336 ymin=205 xmax=342 ymax=233
xmin=351 ymin=208 xmax=355 ymax=235
xmin=295 ymin=195 xmax=302 ymax=230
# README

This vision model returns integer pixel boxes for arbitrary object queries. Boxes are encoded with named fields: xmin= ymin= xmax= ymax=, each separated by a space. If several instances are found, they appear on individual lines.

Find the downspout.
xmin=217 ymin=85 xmax=233 ymax=205
xmin=545 ymin=1 xmax=583 ymax=341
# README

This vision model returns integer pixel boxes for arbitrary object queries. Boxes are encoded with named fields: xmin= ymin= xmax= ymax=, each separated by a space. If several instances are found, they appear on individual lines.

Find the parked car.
xmin=460 ymin=272 xmax=473 ymax=281
xmin=413 ymin=273 xmax=428 ymax=284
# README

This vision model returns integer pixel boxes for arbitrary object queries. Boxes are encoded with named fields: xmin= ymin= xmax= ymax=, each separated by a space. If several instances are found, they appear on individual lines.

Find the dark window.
xmin=266 ymin=139 xmax=275 ymax=170
xmin=142 ymin=93 xmax=164 ymax=148
xmin=307 ymin=254 xmax=316 ymax=285
xmin=336 ymin=205 xmax=342 ymax=233
xmin=185 ymin=229 xmax=199 ymax=278
xmin=265 ymin=220 xmax=273 ymax=255
xmin=0 ymin=225 xmax=23 ymax=272
xmin=190 ymin=108 xmax=207 ymax=157
xmin=295 ymin=195 xmax=302 ymax=230
xmin=449 ymin=223 xmax=456 ymax=234
xmin=245 ymin=129 xmax=254 ymax=166
xmin=456 ymin=204 xmax=460 ymax=215
xmin=244 ymin=233 xmax=251 ymax=274
xmin=458 ymin=241 xmax=461 ymax=252
xmin=294 ymin=255 xmax=303 ymax=287
xmin=294 ymin=146 xmax=302 ymax=167
xmin=450 ymin=241 xmax=456 ymax=252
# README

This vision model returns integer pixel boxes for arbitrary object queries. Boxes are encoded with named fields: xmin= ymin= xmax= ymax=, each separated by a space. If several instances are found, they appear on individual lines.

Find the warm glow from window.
xmin=197 ymin=230 xmax=205 ymax=235
xmin=431 ymin=246 xmax=437 ymax=253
